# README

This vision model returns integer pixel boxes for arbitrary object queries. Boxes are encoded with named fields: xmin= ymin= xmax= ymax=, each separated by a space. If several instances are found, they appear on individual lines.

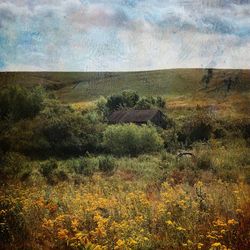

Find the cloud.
xmin=0 ymin=0 xmax=250 ymax=71
xmin=67 ymin=3 xmax=129 ymax=30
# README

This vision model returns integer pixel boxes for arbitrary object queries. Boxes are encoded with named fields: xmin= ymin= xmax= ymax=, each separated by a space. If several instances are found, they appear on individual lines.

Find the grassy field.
xmin=0 ymin=69 xmax=249 ymax=103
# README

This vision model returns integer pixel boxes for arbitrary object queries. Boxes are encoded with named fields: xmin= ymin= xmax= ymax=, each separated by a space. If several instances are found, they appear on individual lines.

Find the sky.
xmin=0 ymin=0 xmax=250 ymax=71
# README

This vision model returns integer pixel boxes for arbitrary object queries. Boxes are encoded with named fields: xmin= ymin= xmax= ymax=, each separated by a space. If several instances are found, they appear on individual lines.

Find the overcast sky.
xmin=0 ymin=0 xmax=250 ymax=71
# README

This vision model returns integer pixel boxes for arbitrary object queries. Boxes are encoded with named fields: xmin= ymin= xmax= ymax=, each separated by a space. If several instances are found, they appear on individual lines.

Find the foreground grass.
xmin=1 ymin=176 xmax=250 ymax=250
xmin=1 ymin=139 xmax=250 ymax=250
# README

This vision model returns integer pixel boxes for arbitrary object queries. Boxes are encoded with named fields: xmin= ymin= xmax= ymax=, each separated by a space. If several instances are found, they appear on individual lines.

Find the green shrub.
xmin=40 ymin=108 xmax=105 ymax=156
xmin=135 ymin=97 xmax=153 ymax=109
xmin=0 ymin=85 xmax=45 ymax=122
xmin=40 ymin=160 xmax=58 ymax=179
xmin=0 ymin=152 xmax=29 ymax=180
xmin=213 ymin=127 xmax=227 ymax=139
xmin=103 ymin=124 xmax=164 ymax=156
xmin=39 ymin=160 xmax=71 ymax=184
xmin=98 ymin=155 xmax=116 ymax=174
xmin=72 ymin=157 xmax=97 ymax=176
xmin=106 ymin=90 xmax=139 ymax=112
xmin=105 ymin=90 xmax=165 ymax=113
xmin=178 ymin=109 xmax=213 ymax=145
xmin=56 ymin=170 xmax=69 ymax=182
xmin=160 ymin=128 xmax=180 ymax=152
xmin=135 ymin=96 xmax=166 ymax=110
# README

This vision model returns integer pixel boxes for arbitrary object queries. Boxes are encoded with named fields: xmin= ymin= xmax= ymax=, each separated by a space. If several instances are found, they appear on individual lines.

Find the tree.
xmin=0 ymin=85 xmax=45 ymax=122
xmin=201 ymin=68 xmax=213 ymax=89
xmin=106 ymin=90 xmax=139 ymax=113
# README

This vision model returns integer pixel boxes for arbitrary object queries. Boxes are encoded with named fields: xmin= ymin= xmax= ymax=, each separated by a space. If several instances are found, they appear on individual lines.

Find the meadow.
xmin=0 ymin=69 xmax=249 ymax=250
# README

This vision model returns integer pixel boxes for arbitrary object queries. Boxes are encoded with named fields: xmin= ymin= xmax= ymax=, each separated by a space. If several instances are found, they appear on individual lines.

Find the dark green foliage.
xmin=135 ymin=96 xmax=166 ymax=110
xmin=160 ymin=128 xmax=180 ymax=152
xmin=0 ymin=152 xmax=29 ymax=180
xmin=72 ymin=157 xmax=97 ymax=176
xmin=40 ymin=104 xmax=105 ymax=156
xmin=0 ymin=119 xmax=42 ymax=155
xmin=39 ymin=160 xmax=69 ymax=184
xmin=0 ymin=85 xmax=45 ymax=122
xmin=178 ymin=109 xmax=213 ymax=145
xmin=121 ymin=90 xmax=140 ymax=107
xmin=106 ymin=90 xmax=139 ymax=112
xmin=98 ymin=155 xmax=116 ymax=174
xmin=103 ymin=124 xmax=164 ymax=156
xmin=236 ymin=120 xmax=250 ymax=140
xmin=40 ymin=160 xmax=58 ymax=179
xmin=105 ymin=90 xmax=165 ymax=113
xmin=0 ymin=198 xmax=27 ymax=246
xmin=106 ymin=94 xmax=125 ymax=112
xmin=56 ymin=170 xmax=69 ymax=182
xmin=214 ymin=127 xmax=227 ymax=139
xmin=190 ymin=122 xmax=212 ymax=142
xmin=0 ymin=94 xmax=105 ymax=158
xmin=201 ymin=68 xmax=213 ymax=89
xmin=135 ymin=97 xmax=153 ymax=109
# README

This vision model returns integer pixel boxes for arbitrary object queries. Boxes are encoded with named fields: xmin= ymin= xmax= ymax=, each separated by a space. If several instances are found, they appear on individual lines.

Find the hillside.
xmin=0 ymin=69 xmax=249 ymax=103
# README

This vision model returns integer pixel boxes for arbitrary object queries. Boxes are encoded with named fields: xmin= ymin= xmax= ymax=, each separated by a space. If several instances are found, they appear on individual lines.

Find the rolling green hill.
xmin=0 ymin=69 xmax=249 ymax=103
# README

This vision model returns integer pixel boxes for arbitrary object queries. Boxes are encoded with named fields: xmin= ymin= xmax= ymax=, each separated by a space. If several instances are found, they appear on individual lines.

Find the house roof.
xmin=108 ymin=109 xmax=161 ymax=124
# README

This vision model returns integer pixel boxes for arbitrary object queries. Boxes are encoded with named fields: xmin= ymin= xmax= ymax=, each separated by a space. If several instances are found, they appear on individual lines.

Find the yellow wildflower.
xmin=128 ymin=238 xmax=137 ymax=245
xmin=57 ymin=228 xmax=69 ymax=240
xmin=71 ymin=218 xmax=79 ymax=229
xmin=213 ymin=219 xmax=227 ymax=227
xmin=176 ymin=226 xmax=186 ymax=231
xmin=196 ymin=181 xmax=203 ymax=188
xmin=211 ymin=242 xmax=221 ymax=247
xmin=207 ymin=234 xmax=217 ymax=240
xmin=236 ymin=209 xmax=243 ymax=214
xmin=227 ymin=219 xmax=238 ymax=226
xmin=93 ymin=245 xmax=105 ymax=250
xmin=197 ymin=243 xmax=204 ymax=249
xmin=115 ymin=239 xmax=125 ymax=249
xmin=166 ymin=220 xmax=174 ymax=226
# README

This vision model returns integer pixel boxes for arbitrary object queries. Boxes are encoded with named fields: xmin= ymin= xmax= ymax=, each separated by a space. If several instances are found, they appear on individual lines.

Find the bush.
xmin=98 ymin=155 xmax=116 ymax=174
xmin=0 ymin=85 xmax=45 ymax=122
xmin=103 ymin=124 xmax=164 ymax=156
xmin=214 ymin=127 xmax=227 ymax=139
xmin=135 ymin=96 xmax=166 ymax=110
xmin=0 ymin=152 xmax=29 ymax=180
xmin=178 ymin=110 xmax=213 ymax=145
xmin=72 ymin=157 xmax=97 ymax=176
xmin=135 ymin=97 xmax=153 ymax=109
xmin=40 ymin=108 xmax=105 ymax=156
xmin=106 ymin=90 xmax=139 ymax=112
xmin=40 ymin=160 xmax=58 ymax=179
xmin=105 ymin=90 xmax=165 ymax=113
xmin=160 ymin=128 xmax=180 ymax=152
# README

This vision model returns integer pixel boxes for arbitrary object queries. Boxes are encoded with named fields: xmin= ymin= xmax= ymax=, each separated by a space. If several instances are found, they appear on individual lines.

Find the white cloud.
xmin=0 ymin=0 xmax=250 ymax=71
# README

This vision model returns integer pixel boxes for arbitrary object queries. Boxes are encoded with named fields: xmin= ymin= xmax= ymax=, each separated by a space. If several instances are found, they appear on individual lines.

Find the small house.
xmin=108 ymin=109 xmax=167 ymax=128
